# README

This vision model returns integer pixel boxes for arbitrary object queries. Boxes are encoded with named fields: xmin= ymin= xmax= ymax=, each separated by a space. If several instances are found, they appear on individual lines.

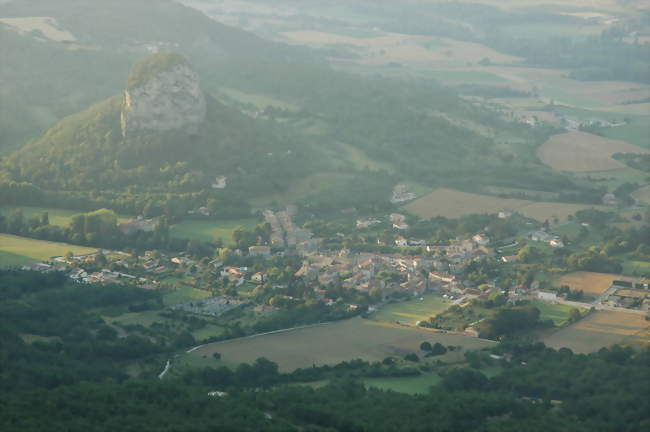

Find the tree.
xmin=404 ymin=353 xmax=419 ymax=362
xmin=568 ymin=308 xmax=582 ymax=323
xmin=420 ymin=341 xmax=433 ymax=351
xmin=430 ymin=342 xmax=447 ymax=356
xmin=517 ymin=245 xmax=542 ymax=264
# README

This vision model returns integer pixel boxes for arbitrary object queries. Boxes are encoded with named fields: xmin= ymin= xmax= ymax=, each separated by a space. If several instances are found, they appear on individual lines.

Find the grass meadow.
xmin=370 ymin=295 xmax=451 ymax=326
xmin=0 ymin=234 xmax=97 ymax=267
xmin=170 ymin=218 xmax=257 ymax=245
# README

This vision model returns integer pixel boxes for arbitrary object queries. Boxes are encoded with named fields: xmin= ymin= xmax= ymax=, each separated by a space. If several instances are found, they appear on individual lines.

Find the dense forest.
xmin=0 ymin=270 xmax=648 ymax=431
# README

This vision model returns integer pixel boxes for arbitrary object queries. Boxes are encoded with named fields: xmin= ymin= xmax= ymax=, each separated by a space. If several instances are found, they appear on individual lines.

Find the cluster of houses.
xmin=530 ymin=230 xmax=565 ymax=248
xmin=264 ymin=207 xmax=319 ymax=252
xmin=292 ymin=232 xmax=495 ymax=301
xmin=390 ymin=184 xmax=416 ymax=204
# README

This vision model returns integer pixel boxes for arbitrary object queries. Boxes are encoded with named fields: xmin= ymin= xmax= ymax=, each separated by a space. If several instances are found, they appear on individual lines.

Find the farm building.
xmin=249 ymin=245 xmax=271 ymax=257
xmin=537 ymin=290 xmax=558 ymax=301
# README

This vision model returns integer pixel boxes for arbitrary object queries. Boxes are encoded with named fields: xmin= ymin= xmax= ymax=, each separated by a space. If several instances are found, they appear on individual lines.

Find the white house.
xmin=395 ymin=236 xmax=408 ymax=247
xmin=537 ymin=290 xmax=558 ymax=301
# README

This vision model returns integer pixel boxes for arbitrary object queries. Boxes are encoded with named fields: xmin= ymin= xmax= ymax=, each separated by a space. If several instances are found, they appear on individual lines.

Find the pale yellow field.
xmin=537 ymin=131 xmax=650 ymax=172
xmin=403 ymin=188 xmax=605 ymax=222
xmin=554 ymin=271 xmax=629 ymax=297
xmin=280 ymin=30 xmax=521 ymax=66
xmin=543 ymin=310 xmax=649 ymax=353
xmin=189 ymin=317 xmax=495 ymax=372
xmin=0 ymin=16 xmax=76 ymax=41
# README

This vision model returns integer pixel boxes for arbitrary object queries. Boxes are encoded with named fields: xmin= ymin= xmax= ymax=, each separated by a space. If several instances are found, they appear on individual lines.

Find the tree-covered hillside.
xmin=0 ymin=270 xmax=648 ymax=431
xmin=0 ymin=0 xmax=309 ymax=152
xmin=4 ymin=81 xmax=317 ymax=198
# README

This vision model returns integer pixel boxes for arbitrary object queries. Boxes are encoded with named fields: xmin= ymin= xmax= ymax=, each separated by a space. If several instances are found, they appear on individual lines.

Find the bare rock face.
xmin=121 ymin=55 xmax=206 ymax=137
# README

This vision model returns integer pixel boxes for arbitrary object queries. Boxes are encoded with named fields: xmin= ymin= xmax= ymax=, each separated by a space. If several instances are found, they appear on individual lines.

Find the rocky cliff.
xmin=120 ymin=53 xmax=206 ymax=137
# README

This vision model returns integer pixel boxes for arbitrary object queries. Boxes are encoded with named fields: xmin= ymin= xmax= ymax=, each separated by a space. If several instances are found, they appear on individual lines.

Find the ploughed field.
xmin=403 ymin=188 xmax=605 ymax=222
xmin=187 ymin=317 xmax=495 ymax=372
xmin=543 ymin=310 xmax=650 ymax=353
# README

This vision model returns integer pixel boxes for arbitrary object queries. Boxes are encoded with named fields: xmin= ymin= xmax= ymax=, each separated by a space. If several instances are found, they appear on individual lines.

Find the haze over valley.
xmin=0 ymin=1 xmax=649 ymax=430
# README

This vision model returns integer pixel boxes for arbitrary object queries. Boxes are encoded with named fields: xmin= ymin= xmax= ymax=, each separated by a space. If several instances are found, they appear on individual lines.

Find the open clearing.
xmin=553 ymin=272 xmax=631 ymax=298
xmin=170 ymin=218 xmax=257 ymax=245
xmin=0 ymin=16 xmax=76 ymax=41
xmin=363 ymin=373 xmax=442 ymax=395
xmin=188 ymin=317 xmax=495 ymax=372
xmin=530 ymin=300 xmax=585 ymax=326
xmin=280 ymin=30 xmax=521 ymax=67
xmin=632 ymin=185 xmax=650 ymax=204
xmin=0 ymin=206 xmax=130 ymax=228
xmin=0 ymin=234 xmax=97 ymax=267
xmin=543 ymin=310 xmax=649 ymax=353
xmin=370 ymin=295 xmax=451 ymax=325
xmin=403 ymin=188 xmax=605 ymax=222
xmin=537 ymin=131 xmax=650 ymax=172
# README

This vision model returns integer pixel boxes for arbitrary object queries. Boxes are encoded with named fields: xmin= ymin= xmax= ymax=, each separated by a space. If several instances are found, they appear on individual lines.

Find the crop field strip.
xmin=553 ymin=271 xmax=634 ymax=297
xmin=543 ymin=310 xmax=649 ymax=353
xmin=188 ymin=317 xmax=495 ymax=372
xmin=403 ymin=188 xmax=606 ymax=221
xmin=537 ymin=131 xmax=650 ymax=172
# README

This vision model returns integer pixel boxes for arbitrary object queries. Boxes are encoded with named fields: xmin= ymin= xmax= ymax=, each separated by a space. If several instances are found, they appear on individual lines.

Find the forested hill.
xmin=3 ymin=54 xmax=318 ymax=198
xmin=0 ymin=0 xmax=310 ymax=152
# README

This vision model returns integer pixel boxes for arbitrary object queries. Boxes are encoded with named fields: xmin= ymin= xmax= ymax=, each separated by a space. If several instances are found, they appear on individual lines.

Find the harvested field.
xmin=537 ymin=131 xmax=650 ymax=172
xmin=403 ymin=188 xmax=605 ymax=222
xmin=543 ymin=310 xmax=649 ymax=353
xmin=0 ymin=16 xmax=76 ymax=41
xmin=554 ymin=272 xmax=631 ymax=298
xmin=188 ymin=317 xmax=495 ymax=372
xmin=280 ymin=31 xmax=521 ymax=66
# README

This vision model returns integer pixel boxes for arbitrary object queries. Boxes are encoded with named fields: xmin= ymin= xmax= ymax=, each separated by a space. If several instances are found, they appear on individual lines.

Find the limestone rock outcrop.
xmin=120 ymin=53 xmax=206 ymax=136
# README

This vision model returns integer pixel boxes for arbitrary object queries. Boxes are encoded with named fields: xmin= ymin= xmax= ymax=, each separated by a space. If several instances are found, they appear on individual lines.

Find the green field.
xmin=622 ymin=259 xmax=650 ymax=277
xmin=105 ymin=310 xmax=166 ymax=327
xmin=363 ymin=373 xmax=442 ymax=394
xmin=170 ymin=218 xmax=257 ymax=245
xmin=602 ymin=120 xmax=650 ymax=149
xmin=370 ymin=295 xmax=452 ymax=325
xmin=429 ymin=70 xmax=507 ymax=84
xmin=162 ymin=285 xmax=212 ymax=307
xmin=0 ymin=206 xmax=131 ymax=227
xmin=0 ymin=234 xmax=97 ymax=267
xmin=187 ymin=317 xmax=495 ymax=372
xmin=530 ymin=300 xmax=585 ymax=326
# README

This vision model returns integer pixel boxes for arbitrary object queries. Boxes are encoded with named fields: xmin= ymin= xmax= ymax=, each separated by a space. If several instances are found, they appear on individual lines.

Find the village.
xmin=19 ymin=202 xmax=650 ymax=335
